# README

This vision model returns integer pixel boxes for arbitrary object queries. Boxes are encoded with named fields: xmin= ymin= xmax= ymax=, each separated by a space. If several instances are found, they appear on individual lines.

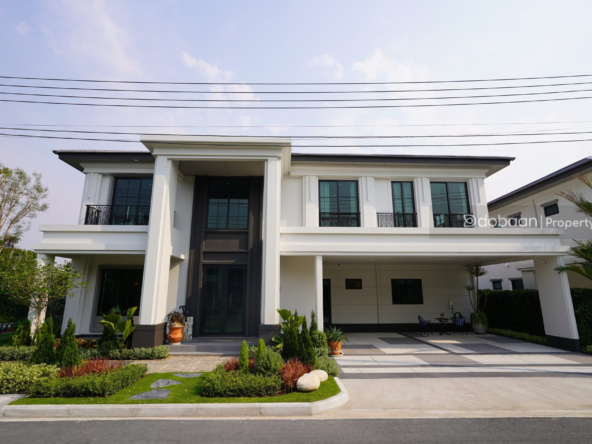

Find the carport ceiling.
xmin=320 ymin=255 xmax=547 ymax=266
xmin=178 ymin=160 xmax=265 ymax=176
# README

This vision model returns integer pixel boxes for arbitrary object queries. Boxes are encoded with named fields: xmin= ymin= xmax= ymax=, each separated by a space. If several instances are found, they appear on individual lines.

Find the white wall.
xmin=280 ymin=176 xmax=303 ymax=227
xmin=279 ymin=256 xmax=317 ymax=317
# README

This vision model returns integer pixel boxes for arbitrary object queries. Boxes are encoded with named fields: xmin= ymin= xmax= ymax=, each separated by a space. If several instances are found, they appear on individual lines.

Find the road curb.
xmin=0 ymin=378 xmax=349 ymax=419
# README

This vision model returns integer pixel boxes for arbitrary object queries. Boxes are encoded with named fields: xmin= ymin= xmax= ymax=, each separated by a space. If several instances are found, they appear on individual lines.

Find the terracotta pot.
xmin=167 ymin=325 xmax=184 ymax=344
xmin=328 ymin=340 xmax=342 ymax=355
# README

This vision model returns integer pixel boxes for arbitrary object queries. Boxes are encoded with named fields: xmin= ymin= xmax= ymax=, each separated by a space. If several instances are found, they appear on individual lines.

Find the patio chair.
xmin=453 ymin=312 xmax=466 ymax=335
xmin=418 ymin=315 xmax=432 ymax=336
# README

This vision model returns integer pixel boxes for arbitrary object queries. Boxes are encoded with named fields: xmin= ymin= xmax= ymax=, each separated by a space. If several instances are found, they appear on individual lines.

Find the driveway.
xmin=322 ymin=332 xmax=592 ymax=418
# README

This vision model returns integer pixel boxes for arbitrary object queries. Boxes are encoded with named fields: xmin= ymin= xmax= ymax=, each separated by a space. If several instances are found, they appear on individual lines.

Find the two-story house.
xmin=487 ymin=157 xmax=592 ymax=292
xmin=33 ymin=136 xmax=579 ymax=351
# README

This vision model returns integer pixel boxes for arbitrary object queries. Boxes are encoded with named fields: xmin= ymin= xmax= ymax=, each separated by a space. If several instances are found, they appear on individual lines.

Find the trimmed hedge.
xmin=27 ymin=363 xmax=147 ymax=398
xmin=487 ymin=328 xmax=547 ymax=345
xmin=0 ymin=346 xmax=35 ymax=361
xmin=0 ymin=362 xmax=58 ymax=394
xmin=79 ymin=345 xmax=169 ymax=360
xmin=570 ymin=288 xmax=592 ymax=350
xmin=201 ymin=367 xmax=281 ymax=397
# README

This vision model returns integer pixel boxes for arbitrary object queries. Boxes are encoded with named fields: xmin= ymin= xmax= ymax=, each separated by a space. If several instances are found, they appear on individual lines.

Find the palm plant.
xmin=557 ymin=174 xmax=592 ymax=218
xmin=464 ymin=264 xmax=488 ymax=313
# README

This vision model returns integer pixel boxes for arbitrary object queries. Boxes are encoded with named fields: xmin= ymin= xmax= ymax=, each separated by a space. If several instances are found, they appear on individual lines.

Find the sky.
xmin=1 ymin=0 xmax=592 ymax=249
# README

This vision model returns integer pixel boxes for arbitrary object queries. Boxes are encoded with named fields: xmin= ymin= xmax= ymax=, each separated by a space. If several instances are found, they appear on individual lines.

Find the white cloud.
xmin=352 ymin=49 xmax=428 ymax=82
xmin=15 ymin=22 xmax=31 ymax=36
xmin=310 ymin=54 xmax=344 ymax=80
xmin=182 ymin=52 xmax=234 ymax=82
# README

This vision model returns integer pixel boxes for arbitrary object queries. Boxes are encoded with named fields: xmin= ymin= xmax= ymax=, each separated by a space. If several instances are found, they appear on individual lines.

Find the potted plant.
xmin=463 ymin=264 xmax=489 ymax=334
xmin=440 ymin=313 xmax=445 ymax=319
xmin=166 ymin=311 xmax=185 ymax=345
xmin=324 ymin=326 xmax=349 ymax=355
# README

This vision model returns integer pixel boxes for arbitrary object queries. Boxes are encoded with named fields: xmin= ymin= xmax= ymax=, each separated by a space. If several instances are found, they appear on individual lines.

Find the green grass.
xmin=11 ymin=372 xmax=340 ymax=405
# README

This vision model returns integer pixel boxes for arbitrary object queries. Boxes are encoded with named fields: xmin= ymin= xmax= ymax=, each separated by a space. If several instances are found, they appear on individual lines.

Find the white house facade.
xmin=33 ymin=137 xmax=580 ymax=351
xmin=487 ymin=157 xmax=592 ymax=292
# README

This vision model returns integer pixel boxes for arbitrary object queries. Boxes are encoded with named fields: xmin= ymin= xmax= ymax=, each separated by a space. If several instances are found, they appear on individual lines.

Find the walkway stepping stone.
xmin=173 ymin=373 xmax=202 ymax=378
xmin=151 ymin=379 xmax=182 ymax=389
xmin=129 ymin=389 xmax=170 ymax=400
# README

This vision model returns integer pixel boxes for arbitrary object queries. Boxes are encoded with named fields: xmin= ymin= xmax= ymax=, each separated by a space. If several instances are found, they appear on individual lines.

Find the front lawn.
xmin=11 ymin=372 xmax=340 ymax=405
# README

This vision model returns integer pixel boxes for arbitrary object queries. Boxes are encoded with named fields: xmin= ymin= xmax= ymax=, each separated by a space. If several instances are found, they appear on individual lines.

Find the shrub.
xmin=239 ymin=340 xmax=249 ymax=374
xmin=56 ymin=318 xmax=81 ymax=369
xmin=224 ymin=357 xmax=240 ymax=372
xmin=310 ymin=310 xmax=328 ymax=350
xmin=571 ymin=288 xmax=592 ymax=349
xmin=107 ymin=346 xmax=169 ymax=360
xmin=76 ymin=338 xmax=98 ymax=350
xmin=98 ymin=322 xmax=120 ymax=355
xmin=28 ymin=363 xmax=147 ymax=398
xmin=315 ymin=345 xmax=329 ymax=358
xmin=201 ymin=367 xmax=281 ymax=397
xmin=0 ymin=362 xmax=58 ymax=394
xmin=482 ymin=289 xmax=545 ymax=336
xmin=299 ymin=316 xmax=317 ymax=367
xmin=256 ymin=347 xmax=283 ymax=375
xmin=255 ymin=338 xmax=267 ymax=363
xmin=316 ymin=356 xmax=340 ymax=377
xmin=585 ymin=345 xmax=592 ymax=355
xmin=31 ymin=318 xmax=56 ymax=365
xmin=280 ymin=358 xmax=312 ymax=393
xmin=58 ymin=358 xmax=123 ymax=378
xmin=12 ymin=319 xmax=32 ymax=347
xmin=0 ymin=346 xmax=34 ymax=361
xmin=487 ymin=328 xmax=547 ymax=345
xmin=279 ymin=309 xmax=304 ymax=362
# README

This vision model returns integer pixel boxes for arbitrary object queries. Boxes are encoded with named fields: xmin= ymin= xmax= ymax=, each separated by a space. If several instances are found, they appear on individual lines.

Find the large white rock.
xmin=296 ymin=373 xmax=321 ymax=392
xmin=309 ymin=369 xmax=328 ymax=382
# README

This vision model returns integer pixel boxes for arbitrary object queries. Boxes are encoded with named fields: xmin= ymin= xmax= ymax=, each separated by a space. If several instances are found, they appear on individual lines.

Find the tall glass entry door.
xmin=201 ymin=266 xmax=247 ymax=335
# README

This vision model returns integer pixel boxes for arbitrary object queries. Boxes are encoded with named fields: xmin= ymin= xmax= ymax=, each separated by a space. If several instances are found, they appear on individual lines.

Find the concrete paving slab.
xmin=358 ymin=367 xmax=415 ymax=374
xmin=512 ymin=354 xmax=582 ymax=365
xmin=371 ymin=355 xmax=430 ymax=366
xmin=464 ymin=355 xmax=531 ymax=365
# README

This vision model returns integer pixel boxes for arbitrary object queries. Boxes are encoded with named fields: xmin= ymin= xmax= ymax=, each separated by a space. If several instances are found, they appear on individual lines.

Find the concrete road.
xmin=1 ymin=418 xmax=591 ymax=443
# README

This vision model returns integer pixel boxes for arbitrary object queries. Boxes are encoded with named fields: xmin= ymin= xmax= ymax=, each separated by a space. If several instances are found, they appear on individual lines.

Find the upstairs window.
xmin=391 ymin=181 xmax=417 ymax=227
xmin=430 ymin=182 xmax=471 ymax=227
xmin=319 ymin=180 xmax=360 ymax=227
xmin=112 ymin=177 xmax=153 ymax=207
xmin=511 ymin=278 xmax=524 ymax=291
xmin=491 ymin=280 xmax=503 ymax=290
xmin=508 ymin=213 xmax=522 ymax=227
xmin=207 ymin=178 xmax=250 ymax=230
xmin=108 ymin=177 xmax=153 ymax=225
xmin=543 ymin=202 xmax=559 ymax=217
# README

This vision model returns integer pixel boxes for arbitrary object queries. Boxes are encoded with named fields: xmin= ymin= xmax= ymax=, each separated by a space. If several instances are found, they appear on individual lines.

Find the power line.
xmin=6 ymin=126 xmax=592 ymax=139
xmin=3 ymin=94 xmax=592 ymax=109
xmin=2 ymin=131 xmax=592 ymax=148
xmin=2 ymin=87 xmax=592 ymax=103
xmin=2 ymin=73 xmax=592 ymax=85
xmin=3 ymin=80 xmax=592 ymax=94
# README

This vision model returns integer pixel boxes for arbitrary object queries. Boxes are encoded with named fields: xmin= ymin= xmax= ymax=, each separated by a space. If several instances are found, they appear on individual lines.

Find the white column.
xmin=414 ymin=177 xmax=433 ymax=228
xmin=360 ymin=176 xmax=377 ymax=227
xmin=314 ymin=255 xmax=324 ymax=331
xmin=60 ymin=256 xmax=88 ymax=334
xmin=138 ymin=157 xmax=178 ymax=325
xmin=533 ymin=256 xmax=580 ymax=351
xmin=303 ymin=175 xmax=319 ymax=227
xmin=261 ymin=157 xmax=282 ymax=325
xmin=78 ymin=172 xmax=103 ymax=223
xmin=28 ymin=254 xmax=55 ymax=335
xmin=469 ymin=177 xmax=488 ymax=225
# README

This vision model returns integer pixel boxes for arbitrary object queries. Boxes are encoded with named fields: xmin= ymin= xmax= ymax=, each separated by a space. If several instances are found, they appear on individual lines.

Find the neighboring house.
xmin=33 ymin=137 xmax=578 ymax=351
xmin=487 ymin=157 xmax=592 ymax=292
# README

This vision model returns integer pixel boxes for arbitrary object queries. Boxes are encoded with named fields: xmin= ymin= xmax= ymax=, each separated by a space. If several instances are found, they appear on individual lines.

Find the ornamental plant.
xmin=280 ymin=358 xmax=312 ymax=393
xmin=277 ymin=308 xmax=304 ymax=361
xmin=299 ymin=316 xmax=317 ymax=367
xmin=12 ymin=318 xmax=31 ymax=347
xmin=255 ymin=338 xmax=267 ymax=364
xmin=239 ymin=340 xmax=249 ymax=374
xmin=30 ymin=318 xmax=56 ymax=365
xmin=56 ymin=318 xmax=81 ymax=369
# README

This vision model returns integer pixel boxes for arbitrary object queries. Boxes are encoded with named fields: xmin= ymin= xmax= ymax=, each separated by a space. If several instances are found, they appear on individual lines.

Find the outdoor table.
xmin=435 ymin=317 xmax=452 ymax=335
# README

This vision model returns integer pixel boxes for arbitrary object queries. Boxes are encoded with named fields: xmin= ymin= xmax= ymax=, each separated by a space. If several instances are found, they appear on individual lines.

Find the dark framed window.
xmin=391 ymin=279 xmax=424 ymax=304
xmin=96 ymin=268 xmax=143 ymax=316
xmin=391 ymin=181 xmax=417 ymax=227
xmin=430 ymin=182 xmax=471 ymax=227
xmin=491 ymin=280 xmax=503 ymax=290
xmin=109 ymin=177 xmax=153 ymax=225
xmin=345 ymin=279 xmax=363 ymax=290
xmin=508 ymin=213 xmax=522 ymax=227
xmin=319 ymin=180 xmax=360 ymax=227
xmin=207 ymin=178 xmax=250 ymax=230
xmin=511 ymin=279 xmax=524 ymax=291
xmin=544 ymin=203 xmax=559 ymax=217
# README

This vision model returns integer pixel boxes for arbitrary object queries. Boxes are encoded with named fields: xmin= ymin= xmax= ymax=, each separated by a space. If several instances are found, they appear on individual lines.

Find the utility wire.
xmin=3 ymin=94 xmax=592 ymax=109
xmin=2 ymin=73 xmax=592 ymax=85
xmin=3 ymin=80 xmax=592 ymax=94
xmin=2 ymin=87 xmax=592 ymax=103
xmin=6 ymin=126 xmax=592 ymax=139
xmin=2 ymin=132 xmax=592 ymax=148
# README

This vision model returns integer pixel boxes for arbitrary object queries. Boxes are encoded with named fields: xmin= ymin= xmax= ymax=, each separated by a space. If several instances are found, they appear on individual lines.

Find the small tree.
xmin=1 ymin=259 xmax=89 ymax=336
xmin=0 ymin=163 xmax=49 ymax=254
xmin=299 ymin=316 xmax=317 ymax=367
xmin=31 ymin=318 xmax=56 ymax=365
xmin=57 ymin=318 xmax=81 ymax=369
xmin=255 ymin=338 xmax=267 ymax=364
xmin=239 ymin=340 xmax=249 ymax=374
xmin=463 ymin=264 xmax=488 ymax=313
xmin=12 ymin=318 xmax=31 ymax=347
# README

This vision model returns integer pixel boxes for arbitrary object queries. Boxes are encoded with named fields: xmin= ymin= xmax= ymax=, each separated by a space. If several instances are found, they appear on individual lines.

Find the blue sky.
xmin=1 ymin=0 xmax=592 ymax=249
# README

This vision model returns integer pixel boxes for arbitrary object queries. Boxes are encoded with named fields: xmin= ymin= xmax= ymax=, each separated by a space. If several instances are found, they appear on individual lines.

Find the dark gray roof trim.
xmin=488 ymin=157 xmax=592 ymax=210
xmin=291 ymin=153 xmax=514 ymax=166
xmin=53 ymin=150 xmax=154 ymax=171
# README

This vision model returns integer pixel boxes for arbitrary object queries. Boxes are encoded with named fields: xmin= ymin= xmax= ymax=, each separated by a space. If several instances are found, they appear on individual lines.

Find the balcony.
xmin=85 ymin=205 xmax=150 ymax=226
xmin=433 ymin=213 xmax=474 ymax=228
xmin=377 ymin=213 xmax=417 ymax=227
xmin=319 ymin=212 xmax=360 ymax=227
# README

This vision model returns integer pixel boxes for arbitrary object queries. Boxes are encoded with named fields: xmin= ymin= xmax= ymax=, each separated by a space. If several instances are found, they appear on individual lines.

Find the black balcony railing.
xmin=319 ymin=212 xmax=360 ymax=227
xmin=377 ymin=213 xmax=417 ymax=227
xmin=84 ymin=205 xmax=150 ymax=226
xmin=433 ymin=213 xmax=474 ymax=228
